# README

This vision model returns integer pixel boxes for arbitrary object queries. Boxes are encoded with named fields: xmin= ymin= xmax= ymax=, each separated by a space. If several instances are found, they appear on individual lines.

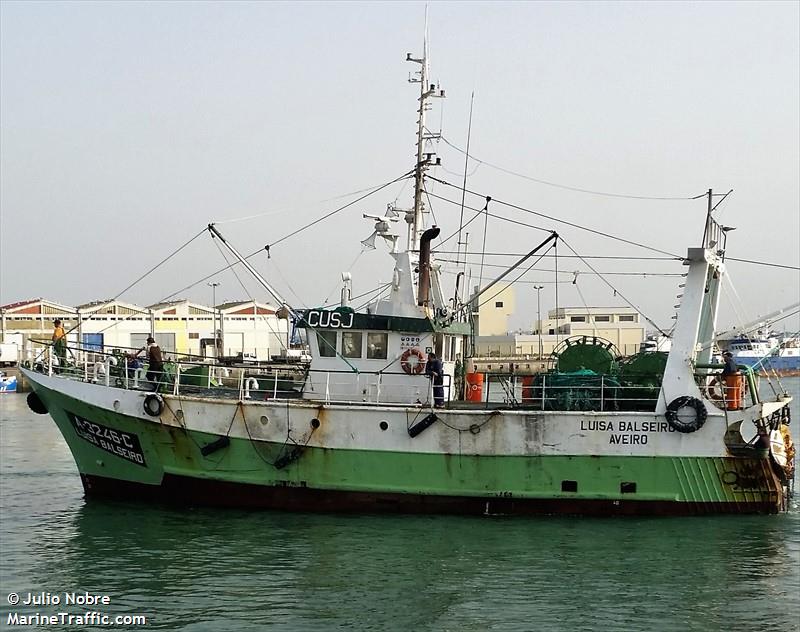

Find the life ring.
xmin=705 ymin=376 xmax=725 ymax=402
xmin=665 ymin=396 xmax=707 ymax=433
xmin=400 ymin=348 xmax=426 ymax=375
xmin=143 ymin=393 xmax=164 ymax=417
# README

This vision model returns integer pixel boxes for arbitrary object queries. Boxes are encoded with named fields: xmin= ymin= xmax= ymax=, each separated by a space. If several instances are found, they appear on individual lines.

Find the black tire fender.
xmin=27 ymin=391 xmax=48 ymax=415
xmin=143 ymin=393 xmax=164 ymax=417
xmin=665 ymin=396 xmax=707 ymax=433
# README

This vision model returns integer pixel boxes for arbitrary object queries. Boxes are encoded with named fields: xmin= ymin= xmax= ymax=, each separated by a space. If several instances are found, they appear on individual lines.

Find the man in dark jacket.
xmin=426 ymin=352 xmax=445 ymax=408
xmin=139 ymin=337 xmax=164 ymax=390
xmin=720 ymin=350 xmax=742 ymax=410
xmin=721 ymin=350 xmax=738 ymax=376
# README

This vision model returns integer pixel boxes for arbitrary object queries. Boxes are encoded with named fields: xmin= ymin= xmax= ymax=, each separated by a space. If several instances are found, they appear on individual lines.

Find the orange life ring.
xmin=400 ymin=348 xmax=426 ymax=375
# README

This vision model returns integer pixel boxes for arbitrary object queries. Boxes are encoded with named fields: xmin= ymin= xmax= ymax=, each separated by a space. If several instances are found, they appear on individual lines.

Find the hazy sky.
xmin=1 ymin=1 xmax=798 ymax=334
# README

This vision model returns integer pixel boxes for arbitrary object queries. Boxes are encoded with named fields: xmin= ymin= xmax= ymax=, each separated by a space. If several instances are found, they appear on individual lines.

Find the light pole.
xmin=534 ymin=285 xmax=544 ymax=359
xmin=208 ymin=282 xmax=220 ymax=354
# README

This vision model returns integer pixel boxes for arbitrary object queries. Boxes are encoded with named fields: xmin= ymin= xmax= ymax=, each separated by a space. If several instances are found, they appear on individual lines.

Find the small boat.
xmin=0 ymin=372 xmax=18 ymax=393
xmin=20 ymin=44 xmax=795 ymax=515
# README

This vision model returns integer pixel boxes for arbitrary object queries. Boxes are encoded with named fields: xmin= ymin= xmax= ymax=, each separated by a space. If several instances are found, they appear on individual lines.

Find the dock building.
xmin=475 ymin=305 xmax=646 ymax=373
xmin=0 ymin=298 xmax=289 ymax=361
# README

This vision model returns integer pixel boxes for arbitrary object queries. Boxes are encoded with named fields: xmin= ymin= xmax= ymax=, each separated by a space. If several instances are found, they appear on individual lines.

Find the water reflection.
xmin=34 ymin=503 xmax=795 ymax=631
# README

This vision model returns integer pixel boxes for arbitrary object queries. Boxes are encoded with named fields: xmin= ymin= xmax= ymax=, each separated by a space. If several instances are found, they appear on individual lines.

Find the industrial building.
xmin=0 ymin=298 xmax=289 ymax=362
xmin=475 ymin=306 xmax=646 ymax=359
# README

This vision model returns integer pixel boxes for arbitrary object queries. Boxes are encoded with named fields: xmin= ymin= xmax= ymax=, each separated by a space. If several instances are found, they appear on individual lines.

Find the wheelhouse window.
xmin=317 ymin=331 xmax=337 ymax=357
xmin=342 ymin=331 xmax=363 ymax=358
xmin=367 ymin=332 xmax=388 ymax=359
xmin=570 ymin=316 xmax=586 ymax=322
xmin=618 ymin=315 xmax=637 ymax=322
xmin=594 ymin=315 xmax=610 ymax=322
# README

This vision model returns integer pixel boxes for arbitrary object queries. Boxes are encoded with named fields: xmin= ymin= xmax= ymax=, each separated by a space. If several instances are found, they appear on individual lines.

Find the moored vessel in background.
xmin=724 ymin=335 xmax=800 ymax=374
xmin=0 ymin=371 xmax=18 ymax=393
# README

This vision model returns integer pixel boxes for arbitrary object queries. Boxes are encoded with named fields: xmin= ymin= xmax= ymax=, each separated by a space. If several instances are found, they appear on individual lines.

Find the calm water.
xmin=1 ymin=380 xmax=799 ymax=631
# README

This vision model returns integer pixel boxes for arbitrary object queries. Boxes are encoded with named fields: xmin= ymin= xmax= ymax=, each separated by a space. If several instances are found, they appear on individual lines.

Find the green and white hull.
xmin=24 ymin=369 xmax=790 ymax=515
xmin=18 ymin=49 xmax=796 ymax=517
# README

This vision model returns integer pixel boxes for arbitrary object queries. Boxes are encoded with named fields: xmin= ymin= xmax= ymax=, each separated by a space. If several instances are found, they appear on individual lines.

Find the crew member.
xmin=137 ymin=337 xmax=164 ymax=391
xmin=52 ymin=319 xmax=67 ymax=372
xmin=721 ymin=350 xmax=742 ymax=410
xmin=721 ymin=350 xmax=738 ymax=377
xmin=426 ymin=351 xmax=445 ymax=408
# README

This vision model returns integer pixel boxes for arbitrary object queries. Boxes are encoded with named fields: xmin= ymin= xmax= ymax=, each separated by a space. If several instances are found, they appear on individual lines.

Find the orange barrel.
xmin=465 ymin=372 xmax=484 ymax=402
xmin=723 ymin=374 xmax=744 ymax=411
xmin=521 ymin=376 xmax=534 ymax=403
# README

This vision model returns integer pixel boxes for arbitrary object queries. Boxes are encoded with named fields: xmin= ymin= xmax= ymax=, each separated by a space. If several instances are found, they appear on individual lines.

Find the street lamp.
xmin=533 ymin=285 xmax=544 ymax=359
xmin=208 ymin=282 xmax=220 ymax=353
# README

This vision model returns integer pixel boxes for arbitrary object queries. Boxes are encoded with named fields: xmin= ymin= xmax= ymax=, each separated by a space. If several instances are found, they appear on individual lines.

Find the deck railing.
xmin=24 ymin=342 xmax=452 ymax=408
xmin=29 ymin=342 xmax=760 ymax=413
xmin=481 ymin=373 xmax=664 ymax=412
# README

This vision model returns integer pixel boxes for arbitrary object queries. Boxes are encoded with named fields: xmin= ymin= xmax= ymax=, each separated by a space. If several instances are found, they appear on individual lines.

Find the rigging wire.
xmin=436 ymin=199 xmax=493 ymax=248
xmin=720 ymin=275 xmax=752 ymax=343
xmin=423 ymin=187 xmax=439 ymax=227
xmin=440 ymin=162 xmax=481 ymax=178
xmin=431 ymin=184 xmax=683 ymax=261
xmin=114 ymin=228 xmax=208 ymax=302
xmin=434 ymin=250 xmax=676 ymax=261
xmin=439 ymin=135 xmax=707 ymax=201
xmin=354 ymin=284 xmax=392 ymax=312
xmin=725 ymin=257 xmax=800 ymax=271
xmin=159 ymin=172 xmax=414 ymax=303
xmin=428 ymin=178 xmax=684 ymax=258
xmin=479 ymin=197 xmax=490 ymax=287
xmin=320 ymin=283 xmax=392 ymax=310
xmin=559 ymin=236 xmax=669 ymax=337
xmin=554 ymin=239 xmax=560 ymax=347
xmin=393 ymin=177 xmax=411 ymax=204
xmin=436 ymin=258 xmax=685 ymax=277
xmin=455 ymin=92 xmax=476 ymax=273
xmin=323 ymin=249 xmax=367 ymax=305
xmin=269 ymin=170 xmax=414 ymax=249
xmin=211 ymin=238 xmax=289 ymax=353
xmin=213 ymin=177 xmax=414 ymax=225
xmin=431 ymin=184 xmax=797 ymax=271
xmin=476 ymin=244 xmax=556 ymax=310
xmin=62 ymin=228 xmax=208 ymax=338
xmin=440 ymin=271 xmax=571 ymax=284
xmin=268 ymin=255 xmax=308 ymax=310
xmin=572 ymin=274 xmax=594 ymax=325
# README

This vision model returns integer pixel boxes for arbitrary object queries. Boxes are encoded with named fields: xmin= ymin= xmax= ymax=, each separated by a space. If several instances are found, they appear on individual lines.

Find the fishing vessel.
xmin=21 ymin=47 xmax=795 ymax=515
xmin=725 ymin=335 xmax=800 ymax=373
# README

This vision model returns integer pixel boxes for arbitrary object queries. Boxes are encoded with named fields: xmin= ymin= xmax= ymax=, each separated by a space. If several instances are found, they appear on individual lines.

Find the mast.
xmin=406 ymin=24 xmax=444 ymax=251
